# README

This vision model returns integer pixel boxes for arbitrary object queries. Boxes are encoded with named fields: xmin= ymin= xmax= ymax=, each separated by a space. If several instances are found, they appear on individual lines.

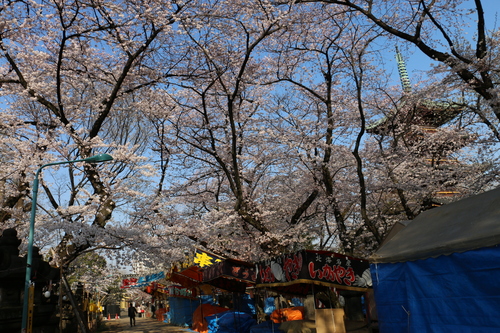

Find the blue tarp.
xmin=206 ymin=311 xmax=256 ymax=333
xmin=291 ymin=298 xmax=303 ymax=307
xmin=169 ymin=297 xmax=200 ymax=327
xmin=263 ymin=297 xmax=275 ymax=315
xmin=371 ymin=246 xmax=500 ymax=333
xmin=201 ymin=295 xmax=218 ymax=305
xmin=232 ymin=293 xmax=256 ymax=315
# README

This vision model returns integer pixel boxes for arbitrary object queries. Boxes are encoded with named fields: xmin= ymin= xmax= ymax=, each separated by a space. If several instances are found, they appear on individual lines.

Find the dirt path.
xmin=98 ymin=316 xmax=194 ymax=333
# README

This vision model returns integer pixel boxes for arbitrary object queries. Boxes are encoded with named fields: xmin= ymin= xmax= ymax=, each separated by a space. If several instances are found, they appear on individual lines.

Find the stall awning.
xmin=169 ymin=265 xmax=203 ymax=288
xmin=255 ymin=250 xmax=371 ymax=295
xmin=203 ymin=258 xmax=256 ymax=293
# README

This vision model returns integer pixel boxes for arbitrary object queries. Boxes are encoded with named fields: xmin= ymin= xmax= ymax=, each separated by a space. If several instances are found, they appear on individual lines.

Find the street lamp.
xmin=21 ymin=154 xmax=113 ymax=333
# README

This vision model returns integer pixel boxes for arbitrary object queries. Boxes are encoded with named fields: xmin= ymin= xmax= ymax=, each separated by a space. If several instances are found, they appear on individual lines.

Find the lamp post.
xmin=21 ymin=154 xmax=113 ymax=333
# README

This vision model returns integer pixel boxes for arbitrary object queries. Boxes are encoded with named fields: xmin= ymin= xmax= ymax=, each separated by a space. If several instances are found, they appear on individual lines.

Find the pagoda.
xmin=367 ymin=47 xmax=465 ymax=136
xmin=367 ymin=47 xmax=467 ymax=207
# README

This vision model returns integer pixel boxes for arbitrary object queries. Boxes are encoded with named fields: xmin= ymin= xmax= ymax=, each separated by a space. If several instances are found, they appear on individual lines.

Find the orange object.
xmin=192 ymin=304 xmax=229 ymax=333
xmin=156 ymin=308 xmax=167 ymax=321
xmin=115 ymin=313 xmax=119 ymax=319
xmin=270 ymin=307 xmax=305 ymax=323
xmin=107 ymin=313 xmax=110 ymax=320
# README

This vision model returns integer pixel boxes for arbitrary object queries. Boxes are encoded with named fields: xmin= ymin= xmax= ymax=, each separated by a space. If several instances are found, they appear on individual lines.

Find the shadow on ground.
xmin=98 ymin=316 xmax=194 ymax=333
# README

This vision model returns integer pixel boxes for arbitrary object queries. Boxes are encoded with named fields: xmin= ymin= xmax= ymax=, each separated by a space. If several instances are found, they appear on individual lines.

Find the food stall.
xmin=254 ymin=250 xmax=373 ymax=333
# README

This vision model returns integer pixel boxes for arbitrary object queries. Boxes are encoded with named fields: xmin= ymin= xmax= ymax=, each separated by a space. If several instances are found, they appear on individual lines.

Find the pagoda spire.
xmin=395 ymin=46 xmax=412 ymax=93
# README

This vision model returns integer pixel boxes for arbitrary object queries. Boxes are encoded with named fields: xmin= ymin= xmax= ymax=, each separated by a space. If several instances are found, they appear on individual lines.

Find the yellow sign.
xmin=193 ymin=251 xmax=222 ymax=267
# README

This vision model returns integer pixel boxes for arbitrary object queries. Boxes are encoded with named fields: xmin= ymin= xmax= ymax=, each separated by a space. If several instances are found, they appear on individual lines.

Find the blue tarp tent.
xmin=169 ymin=296 xmax=200 ymax=327
xmin=370 ymin=187 xmax=500 ymax=332
xmin=232 ymin=293 xmax=255 ymax=315
xmin=206 ymin=311 xmax=256 ymax=333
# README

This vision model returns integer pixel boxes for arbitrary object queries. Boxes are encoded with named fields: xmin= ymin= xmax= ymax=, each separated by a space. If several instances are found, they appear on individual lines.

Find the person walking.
xmin=151 ymin=303 xmax=156 ymax=319
xmin=128 ymin=303 xmax=138 ymax=327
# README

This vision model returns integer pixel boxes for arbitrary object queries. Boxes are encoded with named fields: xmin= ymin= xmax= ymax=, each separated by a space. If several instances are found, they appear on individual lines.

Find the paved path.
xmin=99 ymin=316 xmax=194 ymax=333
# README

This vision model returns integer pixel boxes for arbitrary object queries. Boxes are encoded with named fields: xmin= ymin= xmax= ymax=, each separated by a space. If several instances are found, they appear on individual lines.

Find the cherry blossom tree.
xmin=1 ymin=0 xmax=499 ymax=270
xmin=290 ymin=0 xmax=500 ymax=135
xmin=133 ymin=0 xmax=311 ymax=258
xmin=0 ymin=0 xmax=187 ymax=266
xmin=136 ymin=1 xmax=499 ymax=259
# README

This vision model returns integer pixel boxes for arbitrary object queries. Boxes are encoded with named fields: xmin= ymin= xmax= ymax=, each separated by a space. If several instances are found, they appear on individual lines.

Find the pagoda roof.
xmin=368 ymin=47 xmax=465 ymax=135
xmin=367 ymin=99 xmax=465 ymax=135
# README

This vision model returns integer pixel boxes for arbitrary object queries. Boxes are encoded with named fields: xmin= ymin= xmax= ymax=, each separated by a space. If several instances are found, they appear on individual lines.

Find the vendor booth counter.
xmin=197 ymin=258 xmax=259 ymax=333
xmin=254 ymin=250 xmax=375 ymax=333
xmin=166 ymin=259 xmax=259 ymax=333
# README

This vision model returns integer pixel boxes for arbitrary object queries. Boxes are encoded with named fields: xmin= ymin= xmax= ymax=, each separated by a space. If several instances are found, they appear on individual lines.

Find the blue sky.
xmin=390 ymin=0 xmax=499 ymax=87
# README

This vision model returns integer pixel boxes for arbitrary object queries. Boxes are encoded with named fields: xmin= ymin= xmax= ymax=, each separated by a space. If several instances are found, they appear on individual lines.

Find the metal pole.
xmin=21 ymin=167 xmax=41 ymax=333
xmin=21 ymin=154 xmax=113 ymax=333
